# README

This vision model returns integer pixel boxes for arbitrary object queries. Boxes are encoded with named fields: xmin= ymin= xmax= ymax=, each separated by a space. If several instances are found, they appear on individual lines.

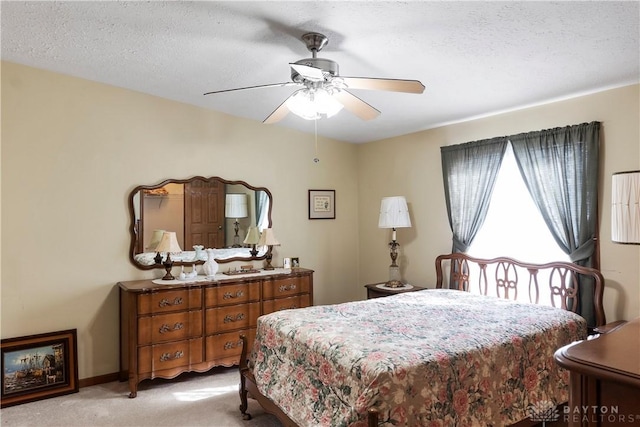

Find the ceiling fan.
xmin=204 ymin=32 xmax=425 ymax=124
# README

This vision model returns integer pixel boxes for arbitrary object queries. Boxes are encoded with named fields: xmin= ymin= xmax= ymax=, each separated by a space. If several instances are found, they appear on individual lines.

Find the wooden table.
xmin=554 ymin=317 xmax=640 ymax=426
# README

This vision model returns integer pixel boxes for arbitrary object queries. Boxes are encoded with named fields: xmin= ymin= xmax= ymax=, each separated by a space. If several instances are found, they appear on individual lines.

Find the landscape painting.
xmin=1 ymin=329 xmax=78 ymax=407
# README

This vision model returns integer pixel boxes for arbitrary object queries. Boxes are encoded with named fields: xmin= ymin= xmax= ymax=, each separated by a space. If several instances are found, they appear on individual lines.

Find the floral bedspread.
xmin=250 ymin=289 xmax=586 ymax=426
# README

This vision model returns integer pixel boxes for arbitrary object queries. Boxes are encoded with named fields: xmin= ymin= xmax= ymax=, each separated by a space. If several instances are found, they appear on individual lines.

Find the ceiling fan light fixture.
xmin=286 ymin=88 xmax=344 ymax=120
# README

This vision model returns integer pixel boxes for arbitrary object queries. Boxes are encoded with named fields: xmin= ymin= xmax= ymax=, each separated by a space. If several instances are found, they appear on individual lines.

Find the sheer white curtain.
xmin=256 ymin=191 xmax=270 ymax=231
xmin=467 ymin=143 xmax=570 ymax=264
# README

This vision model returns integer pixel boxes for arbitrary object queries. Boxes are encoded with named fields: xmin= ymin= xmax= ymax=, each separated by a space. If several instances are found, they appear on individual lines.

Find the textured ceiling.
xmin=2 ymin=1 xmax=639 ymax=143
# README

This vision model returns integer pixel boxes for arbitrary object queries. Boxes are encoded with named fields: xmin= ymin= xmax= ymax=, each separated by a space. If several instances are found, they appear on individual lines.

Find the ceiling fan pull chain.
xmin=313 ymin=118 xmax=320 ymax=163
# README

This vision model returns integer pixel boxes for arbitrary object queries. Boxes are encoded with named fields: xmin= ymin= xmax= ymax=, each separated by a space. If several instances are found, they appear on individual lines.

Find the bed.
xmin=238 ymin=253 xmax=608 ymax=426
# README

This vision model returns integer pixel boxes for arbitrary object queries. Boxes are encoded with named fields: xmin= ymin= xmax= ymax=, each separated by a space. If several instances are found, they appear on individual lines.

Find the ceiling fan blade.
xmin=204 ymin=82 xmax=297 ymax=96
xmin=263 ymin=97 xmax=291 ymax=124
xmin=333 ymin=90 xmax=381 ymax=121
xmin=289 ymin=63 xmax=325 ymax=81
xmin=342 ymin=77 xmax=425 ymax=94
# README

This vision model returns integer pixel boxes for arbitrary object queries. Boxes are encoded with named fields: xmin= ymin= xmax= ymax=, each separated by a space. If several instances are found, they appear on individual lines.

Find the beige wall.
xmin=1 ymin=62 xmax=360 ymax=379
xmin=357 ymin=84 xmax=640 ymax=324
xmin=2 ymin=62 xmax=639 ymax=381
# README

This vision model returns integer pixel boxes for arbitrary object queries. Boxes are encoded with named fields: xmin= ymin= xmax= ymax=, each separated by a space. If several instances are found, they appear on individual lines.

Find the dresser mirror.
xmin=128 ymin=176 xmax=272 ymax=269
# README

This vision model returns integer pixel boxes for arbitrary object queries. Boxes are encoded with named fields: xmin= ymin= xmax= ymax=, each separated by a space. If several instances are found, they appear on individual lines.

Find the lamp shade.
xmin=243 ymin=226 xmax=260 ymax=245
xmin=257 ymin=228 xmax=280 ymax=247
xmin=225 ymin=194 xmax=248 ymax=218
xmin=154 ymin=231 xmax=182 ymax=253
xmin=612 ymin=171 xmax=640 ymax=244
xmin=147 ymin=229 xmax=165 ymax=251
xmin=378 ymin=196 xmax=412 ymax=229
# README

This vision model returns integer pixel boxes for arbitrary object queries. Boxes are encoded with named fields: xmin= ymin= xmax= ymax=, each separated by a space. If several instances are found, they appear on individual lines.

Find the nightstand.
xmin=365 ymin=282 xmax=426 ymax=299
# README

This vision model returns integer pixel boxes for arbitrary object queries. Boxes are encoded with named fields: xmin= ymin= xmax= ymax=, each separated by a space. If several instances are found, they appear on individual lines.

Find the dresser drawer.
xmin=205 ymin=282 xmax=260 ymax=307
xmin=138 ymin=311 xmax=203 ymax=345
xmin=137 ymin=289 xmax=202 ymax=315
xmin=138 ymin=338 xmax=203 ymax=374
xmin=262 ymin=275 xmax=310 ymax=299
xmin=263 ymin=295 xmax=310 ymax=315
xmin=205 ymin=329 xmax=256 ymax=363
xmin=205 ymin=302 xmax=260 ymax=334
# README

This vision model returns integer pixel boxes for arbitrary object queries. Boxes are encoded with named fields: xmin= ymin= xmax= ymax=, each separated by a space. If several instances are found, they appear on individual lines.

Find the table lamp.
xmin=148 ymin=229 xmax=166 ymax=264
xmin=257 ymin=228 xmax=280 ymax=270
xmin=243 ymin=226 xmax=261 ymax=256
xmin=154 ymin=231 xmax=182 ymax=280
xmin=226 ymin=193 xmax=248 ymax=247
xmin=378 ymin=196 xmax=412 ymax=287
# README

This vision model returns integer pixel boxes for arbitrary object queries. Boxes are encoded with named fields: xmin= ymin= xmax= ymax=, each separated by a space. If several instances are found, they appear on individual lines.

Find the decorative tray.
xmin=222 ymin=269 xmax=261 ymax=276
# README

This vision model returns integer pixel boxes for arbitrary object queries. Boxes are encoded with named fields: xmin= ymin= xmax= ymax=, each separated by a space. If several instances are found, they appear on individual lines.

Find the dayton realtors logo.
xmin=528 ymin=401 xmax=640 ymax=424
xmin=563 ymin=405 xmax=640 ymax=424
xmin=528 ymin=401 xmax=560 ymax=423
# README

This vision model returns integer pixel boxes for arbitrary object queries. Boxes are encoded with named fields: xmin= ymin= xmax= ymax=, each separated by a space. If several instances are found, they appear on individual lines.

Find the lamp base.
xmin=384 ymin=279 xmax=405 ymax=288
xmin=386 ymin=265 xmax=402 ymax=287
xmin=263 ymin=247 xmax=275 ymax=270
xmin=162 ymin=263 xmax=175 ymax=280
xmin=162 ymin=254 xmax=175 ymax=280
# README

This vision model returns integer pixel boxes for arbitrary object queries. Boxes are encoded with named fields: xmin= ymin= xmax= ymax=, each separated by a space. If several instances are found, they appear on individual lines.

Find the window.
xmin=441 ymin=122 xmax=600 ymax=324
xmin=467 ymin=143 xmax=570 ymax=264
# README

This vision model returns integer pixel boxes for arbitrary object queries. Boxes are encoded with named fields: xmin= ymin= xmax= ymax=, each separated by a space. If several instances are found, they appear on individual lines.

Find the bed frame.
xmin=238 ymin=253 xmax=610 ymax=426
xmin=434 ymin=253 xmax=607 ymax=329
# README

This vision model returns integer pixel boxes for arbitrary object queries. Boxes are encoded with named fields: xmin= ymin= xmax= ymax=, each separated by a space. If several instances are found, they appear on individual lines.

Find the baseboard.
xmin=79 ymin=372 xmax=120 ymax=388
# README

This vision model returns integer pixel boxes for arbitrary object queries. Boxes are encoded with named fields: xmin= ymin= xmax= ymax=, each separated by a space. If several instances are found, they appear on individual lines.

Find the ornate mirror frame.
xmin=128 ymin=176 xmax=272 ymax=270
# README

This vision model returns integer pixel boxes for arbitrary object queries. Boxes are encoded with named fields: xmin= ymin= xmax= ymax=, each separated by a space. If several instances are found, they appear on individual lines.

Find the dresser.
xmin=119 ymin=268 xmax=313 ymax=397
xmin=554 ymin=317 xmax=640 ymax=426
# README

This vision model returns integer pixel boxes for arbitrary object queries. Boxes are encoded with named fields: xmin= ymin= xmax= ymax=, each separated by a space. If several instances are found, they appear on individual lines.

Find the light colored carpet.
xmin=0 ymin=368 xmax=282 ymax=427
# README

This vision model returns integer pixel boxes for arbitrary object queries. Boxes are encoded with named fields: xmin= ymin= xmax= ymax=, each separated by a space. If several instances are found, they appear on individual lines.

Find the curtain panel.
xmin=440 ymin=137 xmax=508 ymax=252
xmin=510 ymin=121 xmax=600 ymax=326
xmin=509 ymin=121 xmax=600 ymax=266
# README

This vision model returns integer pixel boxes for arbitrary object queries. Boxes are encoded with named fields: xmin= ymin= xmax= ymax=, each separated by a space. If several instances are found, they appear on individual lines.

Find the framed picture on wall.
xmin=308 ymin=189 xmax=335 ymax=220
xmin=1 ymin=329 xmax=79 ymax=408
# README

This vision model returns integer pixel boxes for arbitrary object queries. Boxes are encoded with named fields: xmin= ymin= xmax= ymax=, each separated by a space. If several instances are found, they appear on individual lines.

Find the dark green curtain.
xmin=440 ymin=137 xmax=508 ymax=252
xmin=509 ymin=121 xmax=600 ymax=326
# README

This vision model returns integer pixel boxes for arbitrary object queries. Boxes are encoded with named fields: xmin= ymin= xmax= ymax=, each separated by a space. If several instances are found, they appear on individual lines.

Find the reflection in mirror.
xmin=129 ymin=177 xmax=272 ymax=270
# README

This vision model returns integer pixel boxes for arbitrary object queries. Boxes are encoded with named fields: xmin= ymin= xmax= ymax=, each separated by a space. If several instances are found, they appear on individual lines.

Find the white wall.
xmin=1 ymin=62 xmax=360 ymax=379
xmin=357 ymin=84 xmax=640 ymax=324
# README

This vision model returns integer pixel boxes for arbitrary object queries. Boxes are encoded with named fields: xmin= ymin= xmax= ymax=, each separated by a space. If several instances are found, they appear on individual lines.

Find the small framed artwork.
xmin=1 ymin=329 xmax=79 ymax=408
xmin=291 ymin=257 xmax=300 ymax=268
xmin=283 ymin=257 xmax=292 ymax=269
xmin=308 ymin=189 xmax=335 ymax=220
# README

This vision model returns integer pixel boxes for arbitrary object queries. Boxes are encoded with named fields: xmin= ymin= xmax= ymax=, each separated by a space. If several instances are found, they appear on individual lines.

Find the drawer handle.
xmin=159 ymin=350 xmax=184 ymax=362
xmin=224 ymin=340 xmax=243 ymax=350
xmin=278 ymin=284 xmax=296 ymax=292
xmin=224 ymin=313 xmax=245 ymax=323
xmin=159 ymin=322 xmax=184 ymax=334
xmin=279 ymin=305 xmax=298 ymax=311
xmin=223 ymin=291 xmax=244 ymax=299
xmin=158 ymin=297 xmax=183 ymax=307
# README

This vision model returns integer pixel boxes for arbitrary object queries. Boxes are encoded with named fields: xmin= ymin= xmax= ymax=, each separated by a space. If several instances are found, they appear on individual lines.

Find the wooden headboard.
xmin=435 ymin=252 xmax=606 ymax=327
